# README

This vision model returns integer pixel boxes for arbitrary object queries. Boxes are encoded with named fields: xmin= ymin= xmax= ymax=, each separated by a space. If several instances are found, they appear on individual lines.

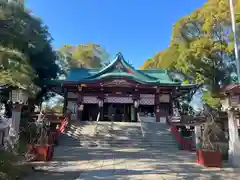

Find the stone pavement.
xmin=25 ymin=122 xmax=240 ymax=180
xmin=25 ymin=145 xmax=240 ymax=180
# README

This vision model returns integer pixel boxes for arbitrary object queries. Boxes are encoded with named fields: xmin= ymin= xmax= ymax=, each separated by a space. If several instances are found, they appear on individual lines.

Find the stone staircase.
xmin=142 ymin=122 xmax=177 ymax=149
xmin=60 ymin=120 xmax=177 ymax=150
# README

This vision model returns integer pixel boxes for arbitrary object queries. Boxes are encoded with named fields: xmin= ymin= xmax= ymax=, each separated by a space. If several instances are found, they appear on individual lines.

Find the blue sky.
xmin=26 ymin=0 xmax=206 ymax=68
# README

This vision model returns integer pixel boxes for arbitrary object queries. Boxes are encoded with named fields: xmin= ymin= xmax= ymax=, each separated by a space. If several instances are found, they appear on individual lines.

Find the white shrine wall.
xmin=67 ymin=93 xmax=170 ymax=105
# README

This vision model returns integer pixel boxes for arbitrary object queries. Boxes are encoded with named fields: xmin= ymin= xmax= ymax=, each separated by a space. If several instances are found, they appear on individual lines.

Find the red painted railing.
xmin=170 ymin=125 xmax=194 ymax=151
xmin=29 ymin=112 xmax=70 ymax=138
xmin=59 ymin=117 xmax=68 ymax=133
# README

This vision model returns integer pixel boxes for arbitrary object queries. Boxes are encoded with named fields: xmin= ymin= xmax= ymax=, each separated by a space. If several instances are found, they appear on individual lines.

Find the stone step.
xmin=59 ymin=142 xmax=178 ymax=148
xmin=61 ymin=139 xmax=176 ymax=145
xmin=65 ymin=136 xmax=176 ymax=142
xmin=59 ymin=144 xmax=178 ymax=149
xmin=62 ymin=121 xmax=179 ymax=150
xmin=59 ymin=141 xmax=177 ymax=148
xmin=73 ymin=139 xmax=176 ymax=144
xmin=60 ymin=134 xmax=176 ymax=142
xmin=67 ymin=128 xmax=171 ymax=133
xmin=65 ymin=132 xmax=176 ymax=140
xmin=62 ymin=135 xmax=176 ymax=142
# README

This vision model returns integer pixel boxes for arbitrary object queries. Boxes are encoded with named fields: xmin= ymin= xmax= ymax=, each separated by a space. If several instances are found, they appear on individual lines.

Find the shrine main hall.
xmin=48 ymin=53 xmax=198 ymax=123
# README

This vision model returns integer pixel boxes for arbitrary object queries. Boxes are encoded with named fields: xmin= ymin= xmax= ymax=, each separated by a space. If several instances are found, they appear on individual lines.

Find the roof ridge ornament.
xmin=116 ymin=52 xmax=123 ymax=58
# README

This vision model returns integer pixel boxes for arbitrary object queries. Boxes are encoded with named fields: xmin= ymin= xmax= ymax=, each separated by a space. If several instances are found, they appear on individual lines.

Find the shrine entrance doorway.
xmin=103 ymin=103 xmax=132 ymax=122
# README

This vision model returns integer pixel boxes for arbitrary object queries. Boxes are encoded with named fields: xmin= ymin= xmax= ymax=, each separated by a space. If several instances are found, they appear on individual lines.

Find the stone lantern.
xmin=9 ymin=89 xmax=28 ymax=139
xmin=219 ymin=85 xmax=240 ymax=167
xmin=10 ymin=89 xmax=28 ymax=104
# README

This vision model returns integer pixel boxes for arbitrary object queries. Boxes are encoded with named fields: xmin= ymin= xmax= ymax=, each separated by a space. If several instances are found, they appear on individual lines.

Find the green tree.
xmin=58 ymin=43 xmax=110 ymax=75
xmin=171 ymin=0 xmax=238 ymax=108
xmin=0 ymin=47 xmax=36 ymax=92
xmin=43 ymin=98 xmax=64 ymax=113
xmin=0 ymin=2 xmax=60 ymax=101
xmin=143 ymin=0 xmax=240 ymax=109
xmin=141 ymin=45 xmax=180 ymax=69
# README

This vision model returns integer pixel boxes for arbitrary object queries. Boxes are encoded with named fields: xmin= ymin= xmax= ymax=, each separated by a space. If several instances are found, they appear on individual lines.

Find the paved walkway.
xmin=26 ymin=145 xmax=240 ymax=180
xmin=25 ymin=122 xmax=240 ymax=180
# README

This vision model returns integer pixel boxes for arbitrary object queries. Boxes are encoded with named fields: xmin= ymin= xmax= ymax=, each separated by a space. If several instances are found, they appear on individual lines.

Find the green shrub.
xmin=0 ymin=150 xmax=32 ymax=179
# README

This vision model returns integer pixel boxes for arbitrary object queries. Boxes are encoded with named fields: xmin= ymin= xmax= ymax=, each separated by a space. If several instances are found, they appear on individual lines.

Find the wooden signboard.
xmin=103 ymin=80 xmax=134 ymax=87
xmin=159 ymin=94 xmax=170 ymax=103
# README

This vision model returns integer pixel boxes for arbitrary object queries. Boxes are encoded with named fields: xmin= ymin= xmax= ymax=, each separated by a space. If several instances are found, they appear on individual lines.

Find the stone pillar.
xmin=11 ymin=103 xmax=23 ymax=138
xmin=228 ymin=110 xmax=239 ymax=164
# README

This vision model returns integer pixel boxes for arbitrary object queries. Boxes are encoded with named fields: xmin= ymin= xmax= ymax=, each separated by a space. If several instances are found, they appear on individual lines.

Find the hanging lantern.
xmin=77 ymin=85 xmax=82 ymax=92
xmin=78 ymin=104 xmax=84 ymax=111
xmin=134 ymin=99 xmax=139 ymax=108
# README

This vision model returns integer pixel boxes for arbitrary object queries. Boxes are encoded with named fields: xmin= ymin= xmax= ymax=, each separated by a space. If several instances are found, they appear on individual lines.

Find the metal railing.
xmin=93 ymin=112 xmax=100 ymax=136
xmin=137 ymin=113 xmax=145 ymax=137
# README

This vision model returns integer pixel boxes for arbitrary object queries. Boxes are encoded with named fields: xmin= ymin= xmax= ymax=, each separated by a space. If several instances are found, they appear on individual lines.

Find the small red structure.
xmin=196 ymin=149 xmax=222 ymax=167
xmin=28 ymin=144 xmax=54 ymax=161
xmin=26 ymin=114 xmax=69 ymax=161
xmin=170 ymin=125 xmax=193 ymax=151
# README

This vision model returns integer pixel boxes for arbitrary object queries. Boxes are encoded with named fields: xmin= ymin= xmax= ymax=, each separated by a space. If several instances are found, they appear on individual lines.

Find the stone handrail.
xmin=137 ymin=113 xmax=145 ymax=138
xmin=93 ymin=112 xmax=100 ymax=136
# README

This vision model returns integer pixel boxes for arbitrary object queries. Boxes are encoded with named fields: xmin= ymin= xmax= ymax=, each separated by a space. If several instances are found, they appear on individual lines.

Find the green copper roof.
xmin=66 ymin=53 xmax=180 ymax=86
xmin=46 ymin=53 xmax=200 ymax=99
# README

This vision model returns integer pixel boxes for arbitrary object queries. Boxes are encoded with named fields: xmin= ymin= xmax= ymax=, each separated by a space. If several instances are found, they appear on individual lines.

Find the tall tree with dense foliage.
xmin=141 ymin=45 xmax=180 ymax=69
xmin=58 ymin=43 xmax=110 ymax=76
xmin=0 ymin=2 xmax=60 ymax=101
xmin=142 ymin=0 xmax=240 ymax=109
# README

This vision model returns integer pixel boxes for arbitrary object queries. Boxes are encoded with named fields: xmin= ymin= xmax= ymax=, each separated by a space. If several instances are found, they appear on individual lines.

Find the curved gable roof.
xmin=87 ymin=53 xmax=158 ymax=81
xmin=65 ymin=53 xmax=180 ymax=86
